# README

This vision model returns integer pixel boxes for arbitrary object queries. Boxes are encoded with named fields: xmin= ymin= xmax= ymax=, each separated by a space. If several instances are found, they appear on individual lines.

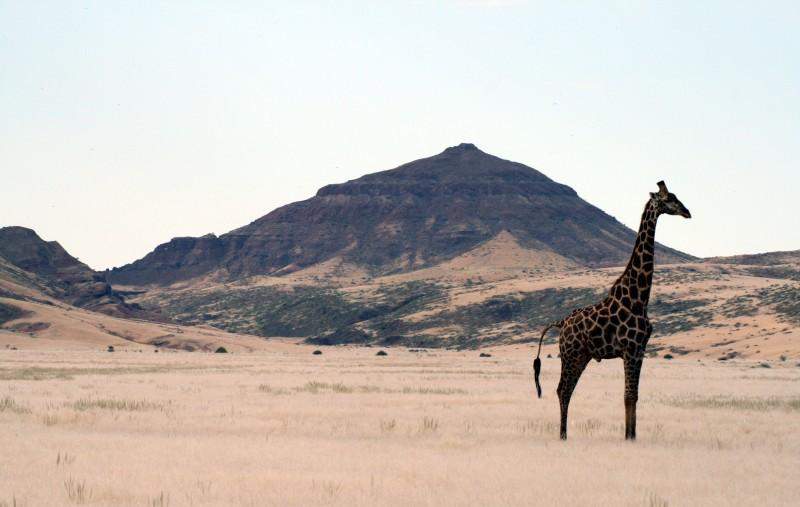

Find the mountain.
xmin=0 ymin=226 xmax=143 ymax=318
xmin=1 ymin=149 xmax=796 ymax=357
xmin=108 ymin=144 xmax=693 ymax=285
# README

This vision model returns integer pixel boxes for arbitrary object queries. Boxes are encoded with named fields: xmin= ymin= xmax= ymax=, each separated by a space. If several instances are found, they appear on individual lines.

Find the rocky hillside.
xmin=124 ymin=242 xmax=799 ymax=359
xmin=704 ymin=250 xmax=800 ymax=281
xmin=0 ymin=226 xmax=144 ymax=318
xmin=107 ymin=144 xmax=693 ymax=286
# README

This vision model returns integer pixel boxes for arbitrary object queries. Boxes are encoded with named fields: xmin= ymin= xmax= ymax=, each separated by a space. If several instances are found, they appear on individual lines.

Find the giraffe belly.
xmin=586 ymin=336 xmax=622 ymax=360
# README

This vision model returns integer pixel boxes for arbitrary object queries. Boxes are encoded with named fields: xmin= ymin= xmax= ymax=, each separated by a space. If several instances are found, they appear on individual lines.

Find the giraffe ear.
xmin=657 ymin=181 xmax=669 ymax=196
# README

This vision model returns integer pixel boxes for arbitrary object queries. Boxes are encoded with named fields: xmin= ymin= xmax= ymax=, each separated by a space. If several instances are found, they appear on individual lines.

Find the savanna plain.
xmin=2 ymin=343 xmax=799 ymax=507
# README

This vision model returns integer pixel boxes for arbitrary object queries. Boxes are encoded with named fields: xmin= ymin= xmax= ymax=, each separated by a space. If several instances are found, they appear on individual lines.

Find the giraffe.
xmin=533 ymin=180 xmax=691 ymax=440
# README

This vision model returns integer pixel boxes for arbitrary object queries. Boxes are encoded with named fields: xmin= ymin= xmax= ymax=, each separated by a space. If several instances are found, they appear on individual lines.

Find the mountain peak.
xmin=0 ymin=225 xmax=42 ymax=239
xmin=0 ymin=225 xmax=82 ymax=273
xmin=443 ymin=142 xmax=480 ymax=154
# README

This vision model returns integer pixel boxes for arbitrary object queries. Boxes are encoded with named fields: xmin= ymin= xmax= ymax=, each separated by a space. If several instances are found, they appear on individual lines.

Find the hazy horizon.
xmin=2 ymin=1 xmax=798 ymax=270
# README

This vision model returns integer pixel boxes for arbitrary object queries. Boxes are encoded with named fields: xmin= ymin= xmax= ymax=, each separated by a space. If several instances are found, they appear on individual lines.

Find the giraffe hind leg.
xmin=556 ymin=354 xmax=590 ymax=440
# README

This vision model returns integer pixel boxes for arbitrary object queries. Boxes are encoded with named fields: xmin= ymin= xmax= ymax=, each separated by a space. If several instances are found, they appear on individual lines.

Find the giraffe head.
xmin=650 ymin=181 xmax=691 ymax=218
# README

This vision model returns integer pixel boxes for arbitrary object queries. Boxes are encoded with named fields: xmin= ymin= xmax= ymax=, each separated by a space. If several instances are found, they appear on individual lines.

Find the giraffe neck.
xmin=612 ymin=199 xmax=659 ymax=311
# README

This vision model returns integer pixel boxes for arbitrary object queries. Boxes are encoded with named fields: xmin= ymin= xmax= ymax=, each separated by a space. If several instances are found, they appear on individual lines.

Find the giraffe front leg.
xmin=623 ymin=355 xmax=643 ymax=440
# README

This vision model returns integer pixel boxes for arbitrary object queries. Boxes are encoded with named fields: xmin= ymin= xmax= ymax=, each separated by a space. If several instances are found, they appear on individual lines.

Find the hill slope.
xmin=0 ymin=227 xmax=272 ymax=351
xmin=123 ymin=244 xmax=799 ymax=359
xmin=0 ymin=295 xmax=277 ymax=352
xmin=0 ymin=226 xmax=143 ymax=318
xmin=107 ymin=144 xmax=693 ymax=285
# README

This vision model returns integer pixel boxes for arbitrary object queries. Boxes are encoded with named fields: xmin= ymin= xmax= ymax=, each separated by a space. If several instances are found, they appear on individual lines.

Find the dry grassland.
xmin=1 ymin=345 xmax=799 ymax=506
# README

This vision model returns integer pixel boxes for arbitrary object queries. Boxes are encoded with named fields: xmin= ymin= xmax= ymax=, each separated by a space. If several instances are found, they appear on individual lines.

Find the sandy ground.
xmin=1 ymin=345 xmax=799 ymax=506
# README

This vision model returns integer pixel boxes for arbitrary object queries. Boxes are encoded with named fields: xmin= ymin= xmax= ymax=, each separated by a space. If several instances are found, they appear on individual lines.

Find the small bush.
xmin=106 ymin=345 xmax=114 ymax=352
xmin=214 ymin=347 xmax=228 ymax=354
xmin=479 ymin=352 xmax=492 ymax=358
xmin=312 ymin=350 xmax=322 ymax=355
xmin=376 ymin=350 xmax=388 ymax=356
xmin=663 ymin=354 xmax=674 ymax=360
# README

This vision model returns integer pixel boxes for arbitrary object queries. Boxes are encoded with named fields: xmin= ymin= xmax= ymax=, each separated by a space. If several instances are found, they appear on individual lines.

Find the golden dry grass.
xmin=1 ymin=345 xmax=799 ymax=506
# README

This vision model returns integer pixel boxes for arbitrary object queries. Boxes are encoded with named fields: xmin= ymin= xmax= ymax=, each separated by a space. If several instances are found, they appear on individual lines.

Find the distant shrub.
xmin=663 ymin=354 xmax=674 ymax=360
xmin=106 ymin=345 xmax=115 ymax=353
xmin=479 ymin=352 xmax=492 ymax=358
xmin=215 ymin=346 xmax=228 ymax=354
xmin=376 ymin=350 xmax=388 ymax=356
xmin=312 ymin=350 xmax=322 ymax=355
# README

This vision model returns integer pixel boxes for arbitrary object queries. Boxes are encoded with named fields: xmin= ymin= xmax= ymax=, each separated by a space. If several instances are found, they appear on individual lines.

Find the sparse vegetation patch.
xmin=0 ymin=396 xmax=31 ymax=414
xmin=745 ymin=266 xmax=800 ymax=281
xmin=69 ymin=398 xmax=161 ymax=411
xmin=649 ymin=297 xmax=713 ymax=336
xmin=0 ymin=302 xmax=29 ymax=325
xmin=661 ymin=394 xmax=800 ymax=412
xmin=720 ymin=294 xmax=759 ymax=319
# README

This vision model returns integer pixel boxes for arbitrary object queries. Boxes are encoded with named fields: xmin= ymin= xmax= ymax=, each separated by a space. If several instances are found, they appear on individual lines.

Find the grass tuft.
xmin=149 ymin=491 xmax=170 ymax=507
xmin=56 ymin=451 xmax=76 ymax=466
xmin=419 ymin=416 xmax=439 ymax=433
xmin=64 ymin=477 xmax=92 ymax=504
xmin=69 ymin=398 xmax=160 ymax=411
xmin=0 ymin=396 xmax=30 ymax=414
xmin=379 ymin=419 xmax=397 ymax=433
xmin=646 ymin=491 xmax=669 ymax=507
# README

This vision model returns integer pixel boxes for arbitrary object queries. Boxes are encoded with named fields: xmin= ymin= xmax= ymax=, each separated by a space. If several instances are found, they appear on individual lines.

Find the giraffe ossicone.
xmin=533 ymin=180 xmax=691 ymax=440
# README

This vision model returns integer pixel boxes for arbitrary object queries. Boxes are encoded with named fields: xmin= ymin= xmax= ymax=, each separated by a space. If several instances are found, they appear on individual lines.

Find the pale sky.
xmin=2 ymin=1 xmax=798 ymax=270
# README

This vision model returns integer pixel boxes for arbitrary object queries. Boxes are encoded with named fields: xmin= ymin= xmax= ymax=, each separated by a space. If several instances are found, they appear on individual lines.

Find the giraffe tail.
xmin=534 ymin=320 xmax=562 ymax=399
